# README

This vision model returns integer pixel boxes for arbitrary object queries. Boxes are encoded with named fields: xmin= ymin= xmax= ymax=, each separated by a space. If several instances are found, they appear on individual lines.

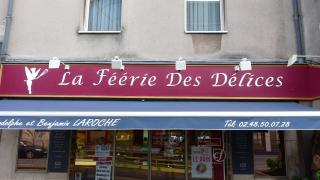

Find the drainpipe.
xmin=292 ymin=1 xmax=306 ymax=177
xmin=292 ymin=0 xmax=305 ymax=63
xmin=0 ymin=0 xmax=14 ymax=62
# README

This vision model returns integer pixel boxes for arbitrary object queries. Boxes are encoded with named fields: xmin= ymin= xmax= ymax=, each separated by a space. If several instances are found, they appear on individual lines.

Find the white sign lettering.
xmin=166 ymin=73 xmax=201 ymax=87
xmin=0 ymin=118 xmax=121 ymax=129
xmin=91 ymin=69 xmax=157 ymax=87
xmin=58 ymin=72 xmax=84 ymax=86
xmin=211 ymin=73 xmax=283 ymax=88
xmin=73 ymin=118 xmax=120 ymax=127
xmin=22 ymin=67 xmax=285 ymax=91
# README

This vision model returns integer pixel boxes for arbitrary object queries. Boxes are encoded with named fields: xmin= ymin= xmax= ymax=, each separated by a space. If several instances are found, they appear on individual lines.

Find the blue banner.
xmin=0 ymin=116 xmax=320 ymax=130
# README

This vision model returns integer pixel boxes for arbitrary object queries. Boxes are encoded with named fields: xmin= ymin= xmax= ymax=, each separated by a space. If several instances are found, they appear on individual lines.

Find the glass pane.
xmin=114 ymin=130 xmax=148 ymax=180
xmin=151 ymin=130 xmax=185 ymax=180
xmin=186 ymin=1 xmax=221 ymax=31
xmin=89 ymin=0 xmax=122 ymax=31
xmin=17 ymin=130 xmax=50 ymax=170
xmin=253 ymin=131 xmax=286 ymax=176
xmin=71 ymin=130 xmax=113 ymax=180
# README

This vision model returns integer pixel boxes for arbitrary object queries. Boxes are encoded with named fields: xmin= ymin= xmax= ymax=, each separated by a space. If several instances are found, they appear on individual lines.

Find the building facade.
xmin=0 ymin=0 xmax=320 ymax=180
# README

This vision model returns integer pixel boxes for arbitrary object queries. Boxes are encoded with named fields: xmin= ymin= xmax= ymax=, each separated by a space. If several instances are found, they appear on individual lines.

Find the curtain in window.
xmin=88 ymin=0 xmax=122 ymax=31
xmin=187 ymin=0 xmax=221 ymax=31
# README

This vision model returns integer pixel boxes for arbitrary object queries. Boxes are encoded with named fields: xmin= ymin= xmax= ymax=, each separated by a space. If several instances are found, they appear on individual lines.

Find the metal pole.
xmin=185 ymin=130 xmax=188 ymax=180
xmin=112 ymin=130 xmax=116 ymax=180
xmin=148 ymin=130 xmax=152 ymax=180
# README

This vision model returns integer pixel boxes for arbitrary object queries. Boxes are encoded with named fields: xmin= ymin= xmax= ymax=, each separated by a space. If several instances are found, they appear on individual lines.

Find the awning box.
xmin=0 ymin=100 xmax=319 ymax=130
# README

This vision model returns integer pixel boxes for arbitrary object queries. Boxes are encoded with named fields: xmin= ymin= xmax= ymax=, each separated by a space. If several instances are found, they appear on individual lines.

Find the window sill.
xmin=78 ymin=31 xmax=121 ymax=34
xmin=254 ymin=175 xmax=287 ymax=179
xmin=185 ymin=31 xmax=228 ymax=34
xmin=15 ymin=169 xmax=48 ymax=173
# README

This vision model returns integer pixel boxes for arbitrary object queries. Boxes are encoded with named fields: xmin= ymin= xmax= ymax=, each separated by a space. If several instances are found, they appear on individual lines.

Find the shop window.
xmin=69 ymin=130 xmax=225 ymax=180
xmin=114 ymin=130 xmax=149 ymax=180
xmin=253 ymin=131 xmax=286 ymax=176
xmin=151 ymin=130 xmax=186 ymax=180
xmin=185 ymin=0 xmax=224 ymax=33
xmin=84 ymin=0 xmax=122 ymax=32
xmin=16 ymin=130 xmax=50 ymax=170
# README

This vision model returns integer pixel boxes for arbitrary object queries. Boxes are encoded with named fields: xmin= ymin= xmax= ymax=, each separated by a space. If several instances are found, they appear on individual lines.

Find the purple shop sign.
xmin=0 ymin=64 xmax=319 ymax=99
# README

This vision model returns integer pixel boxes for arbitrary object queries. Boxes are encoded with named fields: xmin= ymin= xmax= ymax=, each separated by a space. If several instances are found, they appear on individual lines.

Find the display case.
xmin=70 ymin=131 xmax=113 ymax=180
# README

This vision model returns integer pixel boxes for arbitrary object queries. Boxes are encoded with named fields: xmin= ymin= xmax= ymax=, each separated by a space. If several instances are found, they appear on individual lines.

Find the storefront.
xmin=0 ymin=63 xmax=320 ymax=180
xmin=67 ymin=130 xmax=225 ymax=180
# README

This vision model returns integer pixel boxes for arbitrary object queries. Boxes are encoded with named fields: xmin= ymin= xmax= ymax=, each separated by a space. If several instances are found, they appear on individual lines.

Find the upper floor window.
xmin=185 ymin=0 xmax=225 ymax=33
xmin=84 ymin=0 xmax=122 ymax=32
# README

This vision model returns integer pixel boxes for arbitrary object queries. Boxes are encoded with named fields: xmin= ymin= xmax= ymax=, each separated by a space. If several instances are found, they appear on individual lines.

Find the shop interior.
xmin=69 ymin=130 xmax=225 ymax=180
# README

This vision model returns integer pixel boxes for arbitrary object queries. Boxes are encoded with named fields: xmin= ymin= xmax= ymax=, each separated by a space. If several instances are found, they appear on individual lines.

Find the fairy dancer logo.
xmin=24 ymin=67 xmax=48 ymax=94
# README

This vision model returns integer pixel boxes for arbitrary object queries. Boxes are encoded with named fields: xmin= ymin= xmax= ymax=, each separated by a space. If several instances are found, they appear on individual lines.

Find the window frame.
xmin=184 ymin=0 xmax=227 ymax=33
xmin=81 ymin=0 xmax=122 ymax=33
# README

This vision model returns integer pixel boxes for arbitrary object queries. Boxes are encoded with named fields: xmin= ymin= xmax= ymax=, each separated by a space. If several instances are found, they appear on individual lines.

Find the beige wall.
xmin=301 ymin=0 xmax=320 ymax=56
xmin=220 ymin=0 xmax=296 ymax=60
xmin=6 ymin=0 xmax=296 ymax=61
xmin=0 ymin=0 xmax=8 ymax=41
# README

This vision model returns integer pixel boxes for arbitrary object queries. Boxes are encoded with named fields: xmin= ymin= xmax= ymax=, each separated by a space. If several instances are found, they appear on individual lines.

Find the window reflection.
xmin=253 ymin=131 xmax=286 ymax=176
xmin=17 ymin=130 xmax=50 ymax=170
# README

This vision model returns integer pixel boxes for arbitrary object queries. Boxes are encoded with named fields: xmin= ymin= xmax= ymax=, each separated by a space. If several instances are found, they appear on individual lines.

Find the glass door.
xmin=188 ymin=131 xmax=220 ymax=180
xmin=70 ymin=130 xmax=113 ymax=180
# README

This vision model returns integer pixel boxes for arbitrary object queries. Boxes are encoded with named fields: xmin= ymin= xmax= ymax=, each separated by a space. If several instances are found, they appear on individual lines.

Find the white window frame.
xmin=80 ymin=0 xmax=122 ymax=34
xmin=184 ymin=0 xmax=227 ymax=33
